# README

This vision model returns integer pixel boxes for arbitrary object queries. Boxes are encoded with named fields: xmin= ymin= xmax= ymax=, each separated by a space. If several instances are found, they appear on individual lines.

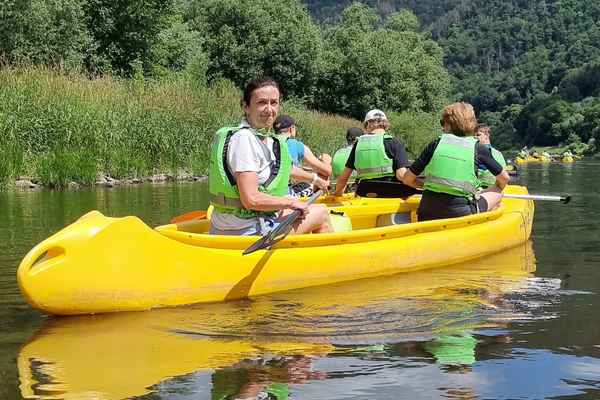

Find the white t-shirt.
xmin=211 ymin=121 xmax=277 ymax=231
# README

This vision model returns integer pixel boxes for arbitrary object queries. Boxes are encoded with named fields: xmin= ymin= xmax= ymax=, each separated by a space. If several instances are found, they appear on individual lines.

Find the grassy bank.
xmin=0 ymin=68 xmax=442 ymax=188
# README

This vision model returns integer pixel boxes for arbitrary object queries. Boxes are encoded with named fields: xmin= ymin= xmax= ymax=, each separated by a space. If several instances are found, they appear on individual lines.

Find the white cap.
xmin=364 ymin=109 xmax=387 ymax=123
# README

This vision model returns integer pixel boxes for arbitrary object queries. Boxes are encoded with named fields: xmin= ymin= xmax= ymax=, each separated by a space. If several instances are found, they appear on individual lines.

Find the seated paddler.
xmin=273 ymin=114 xmax=332 ymax=198
xmin=402 ymin=102 xmax=510 ymax=222
xmin=331 ymin=109 xmax=415 ymax=197
xmin=474 ymin=123 xmax=507 ymax=189
xmin=209 ymin=76 xmax=334 ymax=236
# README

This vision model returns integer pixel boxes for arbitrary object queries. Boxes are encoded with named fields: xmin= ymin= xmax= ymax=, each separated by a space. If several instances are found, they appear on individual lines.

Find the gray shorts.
xmin=209 ymin=216 xmax=281 ymax=236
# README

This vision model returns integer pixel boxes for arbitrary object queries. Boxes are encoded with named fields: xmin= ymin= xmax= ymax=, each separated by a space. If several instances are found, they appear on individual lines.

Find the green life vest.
xmin=478 ymin=145 xmax=507 ymax=188
xmin=423 ymin=134 xmax=480 ymax=200
xmin=354 ymin=132 xmax=395 ymax=180
xmin=542 ymin=152 xmax=550 ymax=157
xmin=332 ymin=145 xmax=353 ymax=178
xmin=519 ymin=151 xmax=526 ymax=158
xmin=209 ymin=126 xmax=291 ymax=219
xmin=532 ymin=152 xmax=538 ymax=157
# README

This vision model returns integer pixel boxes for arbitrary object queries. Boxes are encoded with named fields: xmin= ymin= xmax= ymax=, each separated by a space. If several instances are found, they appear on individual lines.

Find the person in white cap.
xmin=332 ymin=109 xmax=412 ymax=197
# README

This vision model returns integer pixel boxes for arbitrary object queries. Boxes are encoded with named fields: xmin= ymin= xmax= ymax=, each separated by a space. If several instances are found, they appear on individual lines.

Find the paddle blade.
xmin=170 ymin=211 xmax=207 ymax=224
xmin=242 ymin=189 xmax=325 ymax=256
xmin=241 ymin=213 xmax=298 ymax=256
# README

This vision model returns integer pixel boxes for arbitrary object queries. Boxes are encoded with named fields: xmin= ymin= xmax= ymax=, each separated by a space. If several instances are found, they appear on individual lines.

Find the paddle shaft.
xmin=504 ymin=194 xmax=571 ymax=203
xmin=242 ymin=189 xmax=325 ymax=255
xmin=356 ymin=180 xmax=570 ymax=203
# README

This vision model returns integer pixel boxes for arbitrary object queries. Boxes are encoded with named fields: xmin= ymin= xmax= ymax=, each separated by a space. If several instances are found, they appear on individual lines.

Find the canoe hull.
xmin=18 ymin=187 xmax=534 ymax=315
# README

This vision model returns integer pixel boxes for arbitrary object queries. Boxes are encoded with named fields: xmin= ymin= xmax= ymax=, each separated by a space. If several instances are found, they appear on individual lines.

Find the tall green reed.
xmin=0 ymin=67 xmax=439 ymax=188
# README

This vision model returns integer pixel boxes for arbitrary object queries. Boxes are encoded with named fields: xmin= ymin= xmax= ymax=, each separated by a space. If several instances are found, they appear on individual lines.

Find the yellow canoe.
xmin=17 ymin=186 xmax=534 ymax=315
xmin=18 ymin=242 xmax=536 ymax=399
xmin=515 ymin=157 xmax=527 ymax=164
xmin=526 ymin=156 xmax=539 ymax=162
xmin=539 ymin=156 xmax=551 ymax=162
xmin=562 ymin=156 xmax=574 ymax=163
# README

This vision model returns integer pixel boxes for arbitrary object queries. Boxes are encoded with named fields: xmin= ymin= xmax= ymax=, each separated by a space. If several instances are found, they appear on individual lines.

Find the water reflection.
xmin=19 ymin=243 xmax=537 ymax=400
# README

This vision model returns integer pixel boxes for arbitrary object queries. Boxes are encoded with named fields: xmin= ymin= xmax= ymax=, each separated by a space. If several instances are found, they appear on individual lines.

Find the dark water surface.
xmin=1 ymin=161 xmax=600 ymax=400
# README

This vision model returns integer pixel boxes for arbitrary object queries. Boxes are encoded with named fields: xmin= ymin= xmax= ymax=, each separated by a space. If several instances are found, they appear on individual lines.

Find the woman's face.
xmin=242 ymin=86 xmax=280 ymax=130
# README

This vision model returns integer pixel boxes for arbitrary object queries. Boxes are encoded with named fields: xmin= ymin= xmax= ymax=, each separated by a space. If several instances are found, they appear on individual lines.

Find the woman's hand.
xmin=319 ymin=153 xmax=332 ymax=164
xmin=314 ymin=177 xmax=330 ymax=193
xmin=288 ymin=198 xmax=310 ymax=218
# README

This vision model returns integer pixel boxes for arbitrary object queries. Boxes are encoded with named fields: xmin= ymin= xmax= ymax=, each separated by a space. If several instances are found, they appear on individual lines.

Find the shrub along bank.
xmin=0 ymin=68 xmax=443 ymax=188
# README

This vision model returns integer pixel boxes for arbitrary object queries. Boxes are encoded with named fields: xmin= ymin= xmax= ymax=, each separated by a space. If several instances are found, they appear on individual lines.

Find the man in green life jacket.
xmin=542 ymin=150 xmax=552 ymax=160
xmin=474 ymin=124 xmax=507 ymax=188
xmin=563 ymin=149 xmax=573 ymax=158
xmin=332 ymin=110 xmax=416 ymax=197
xmin=531 ymin=150 xmax=539 ymax=158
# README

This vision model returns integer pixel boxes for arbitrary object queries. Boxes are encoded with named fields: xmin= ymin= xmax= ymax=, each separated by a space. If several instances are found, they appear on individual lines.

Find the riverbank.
xmin=0 ymin=68 xmax=442 ymax=189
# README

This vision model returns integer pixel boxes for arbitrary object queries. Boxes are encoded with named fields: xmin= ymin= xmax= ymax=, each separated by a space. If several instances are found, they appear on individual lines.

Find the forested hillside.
xmin=304 ymin=0 xmax=600 ymax=152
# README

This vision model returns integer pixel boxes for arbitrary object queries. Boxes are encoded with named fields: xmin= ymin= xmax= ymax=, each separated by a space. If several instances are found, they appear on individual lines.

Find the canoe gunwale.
xmin=154 ymin=204 xmax=507 ymax=250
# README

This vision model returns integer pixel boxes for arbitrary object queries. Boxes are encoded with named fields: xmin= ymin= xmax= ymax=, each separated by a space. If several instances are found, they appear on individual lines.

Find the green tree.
xmin=0 ymin=0 xmax=93 ymax=69
xmin=82 ymin=0 xmax=176 ymax=75
xmin=314 ymin=3 xmax=449 ymax=119
xmin=186 ymin=0 xmax=322 ymax=99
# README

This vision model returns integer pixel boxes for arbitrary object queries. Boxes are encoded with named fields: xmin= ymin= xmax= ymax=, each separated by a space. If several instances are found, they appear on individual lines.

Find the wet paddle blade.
xmin=242 ymin=189 xmax=325 ymax=256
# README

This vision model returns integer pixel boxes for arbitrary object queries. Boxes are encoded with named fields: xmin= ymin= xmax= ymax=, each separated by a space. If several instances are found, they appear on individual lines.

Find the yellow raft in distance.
xmin=17 ymin=186 xmax=535 ymax=315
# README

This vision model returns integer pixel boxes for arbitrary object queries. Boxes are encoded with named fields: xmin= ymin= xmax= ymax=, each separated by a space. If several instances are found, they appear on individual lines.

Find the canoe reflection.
xmin=18 ymin=242 xmax=536 ymax=400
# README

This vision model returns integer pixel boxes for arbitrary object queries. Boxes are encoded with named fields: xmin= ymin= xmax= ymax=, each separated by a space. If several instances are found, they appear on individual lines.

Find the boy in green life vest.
xmin=332 ymin=110 xmax=414 ymax=197
xmin=531 ymin=150 xmax=539 ymax=158
xmin=563 ymin=150 xmax=573 ymax=158
xmin=474 ymin=124 xmax=507 ymax=188
xmin=542 ymin=150 xmax=552 ymax=160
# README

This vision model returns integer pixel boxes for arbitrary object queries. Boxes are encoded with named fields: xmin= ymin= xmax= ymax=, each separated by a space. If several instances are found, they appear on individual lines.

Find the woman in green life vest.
xmin=403 ymin=102 xmax=510 ymax=221
xmin=474 ymin=123 xmax=507 ymax=188
xmin=331 ymin=109 xmax=415 ymax=197
xmin=209 ymin=76 xmax=333 ymax=236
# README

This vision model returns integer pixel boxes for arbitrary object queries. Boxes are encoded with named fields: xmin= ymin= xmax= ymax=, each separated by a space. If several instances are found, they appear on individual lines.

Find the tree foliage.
xmin=314 ymin=3 xmax=449 ymax=119
xmin=186 ymin=0 xmax=323 ymax=99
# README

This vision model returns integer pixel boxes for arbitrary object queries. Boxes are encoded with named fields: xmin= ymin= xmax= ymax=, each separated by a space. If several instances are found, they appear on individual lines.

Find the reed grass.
xmin=0 ymin=67 xmax=440 ymax=188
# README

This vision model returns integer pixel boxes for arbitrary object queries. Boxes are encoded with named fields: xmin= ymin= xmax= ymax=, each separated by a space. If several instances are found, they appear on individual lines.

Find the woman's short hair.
xmin=241 ymin=76 xmax=279 ymax=107
xmin=441 ymin=103 xmax=477 ymax=136
xmin=364 ymin=119 xmax=390 ymax=132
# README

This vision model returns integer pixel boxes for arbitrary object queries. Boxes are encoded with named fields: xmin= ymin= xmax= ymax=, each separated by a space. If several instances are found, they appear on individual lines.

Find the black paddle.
xmin=355 ymin=180 xmax=570 ymax=203
xmin=243 ymin=189 xmax=325 ymax=255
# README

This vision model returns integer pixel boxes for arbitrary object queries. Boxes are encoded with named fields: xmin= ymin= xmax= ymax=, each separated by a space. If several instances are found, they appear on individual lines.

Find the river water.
xmin=1 ymin=161 xmax=599 ymax=400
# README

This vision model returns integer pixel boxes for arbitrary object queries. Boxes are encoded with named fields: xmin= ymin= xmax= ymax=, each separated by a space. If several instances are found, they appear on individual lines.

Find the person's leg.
xmin=280 ymin=204 xmax=334 ymax=234
xmin=480 ymin=185 xmax=504 ymax=211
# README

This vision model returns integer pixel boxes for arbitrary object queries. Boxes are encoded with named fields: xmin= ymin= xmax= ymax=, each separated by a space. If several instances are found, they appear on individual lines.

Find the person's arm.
xmin=303 ymin=146 xmax=332 ymax=177
xmin=237 ymin=171 xmax=309 ymax=217
xmin=478 ymin=144 xmax=509 ymax=189
xmin=404 ymin=139 xmax=438 ymax=189
xmin=290 ymin=166 xmax=329 ymax=191
xmin=401 ymin=169 xmax=423 ymax=189
xmin=332 ymin=167 xmax=353 ymax=197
